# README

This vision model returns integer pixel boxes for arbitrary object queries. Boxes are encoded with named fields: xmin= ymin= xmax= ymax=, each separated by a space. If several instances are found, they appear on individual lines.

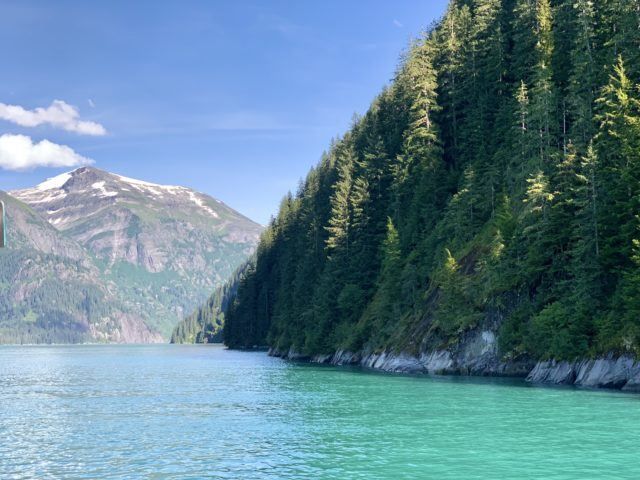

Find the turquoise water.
xmin=1 ymin=345 xmax=639 ymax=479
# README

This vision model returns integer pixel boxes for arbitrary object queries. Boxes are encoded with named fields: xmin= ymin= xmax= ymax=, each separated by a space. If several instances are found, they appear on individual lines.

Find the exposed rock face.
xmin=0 ymin=191 xmax=162 ymax=344
xmin=270 ymin=328 xmax=640 ymax=392
xmin=90 ymin=313 xmax=163 ymax=344
xmin=11 ymin=167 xmax=262 ymax=338
xmin=525 ymin=360 xmax=577 ymax=385
xmin=270 ymin=328 xmax=534 ymax=377
xmin=527 ymin=356 xmax=640 ymax=391
xmin=623 ymin=372 xmax=640 ymax=393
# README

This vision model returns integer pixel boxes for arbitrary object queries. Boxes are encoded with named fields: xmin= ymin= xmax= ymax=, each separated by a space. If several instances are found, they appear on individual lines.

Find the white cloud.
xmin=393 ymin=19 xmax=404 ymax=28
xmin=0 ymin=100 xmax=107 ymax=136
xmin=0 ymin=134 xmax=93 ymax=171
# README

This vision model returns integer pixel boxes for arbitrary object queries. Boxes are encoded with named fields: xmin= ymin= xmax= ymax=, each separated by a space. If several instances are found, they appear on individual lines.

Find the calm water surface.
xmin=0 ymin=345 xmax=639 ymax=479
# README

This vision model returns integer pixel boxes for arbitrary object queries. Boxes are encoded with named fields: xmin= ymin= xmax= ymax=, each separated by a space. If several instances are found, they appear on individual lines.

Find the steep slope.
xmin=210 ymin=0 xmax=640 ymax=389
xmin=11 ymin=167 xmax=262 ymax=337
xmin=0 ymin=191 xmax=162 ymax=344
xmin=170 ymin=262 xmax=250 ymax=344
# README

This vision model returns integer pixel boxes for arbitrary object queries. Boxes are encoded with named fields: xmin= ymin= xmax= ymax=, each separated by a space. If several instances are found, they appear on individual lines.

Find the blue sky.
xmin=0 ymin=0 xmax=448 ymax=224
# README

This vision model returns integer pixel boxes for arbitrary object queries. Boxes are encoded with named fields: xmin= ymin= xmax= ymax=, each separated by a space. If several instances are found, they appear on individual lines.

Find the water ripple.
xmin=1 ymin=345 xmax=639 ymax=479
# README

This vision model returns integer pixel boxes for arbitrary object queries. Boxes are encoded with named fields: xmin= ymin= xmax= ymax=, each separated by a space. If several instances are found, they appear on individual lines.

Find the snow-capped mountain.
xmin=4 ymin=167 xmax=262 ymax=341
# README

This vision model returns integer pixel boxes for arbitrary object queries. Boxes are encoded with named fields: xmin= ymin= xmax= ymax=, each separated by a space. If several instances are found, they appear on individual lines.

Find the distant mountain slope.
xmin=170 ymin=261 xmax=250 ymax=344
xmin=0 ymin=191 xmax=162 ymax=344
xmin=5 ymin=167 xmax=261 ymax=342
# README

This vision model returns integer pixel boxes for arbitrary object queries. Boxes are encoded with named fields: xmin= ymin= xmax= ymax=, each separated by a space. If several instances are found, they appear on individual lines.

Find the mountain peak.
xmin=11 ymin=166 xmax=260 ymax=234
xmin=72 ymin=166 xmax=105 ymax=177
xmin=31 ymin=166 xmax=107 ymax=192
xmin=20 ymin=167 xmax=190 ymax=202
xmin=31 ymin=167 xmax=183 ymax=192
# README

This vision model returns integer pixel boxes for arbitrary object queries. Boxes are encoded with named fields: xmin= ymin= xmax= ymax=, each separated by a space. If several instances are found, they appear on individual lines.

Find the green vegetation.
xmin=198 ymin=0 xmax=640 ymax=362
xmin=170 ymin=263 xmax=249 ymax=343
xmin=0 ymin=194 xmax=128 ymax=344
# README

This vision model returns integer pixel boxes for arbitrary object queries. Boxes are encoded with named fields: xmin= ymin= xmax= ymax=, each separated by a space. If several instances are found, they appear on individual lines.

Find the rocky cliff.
xmin=269 ymin=328 xmax=640 ymax=392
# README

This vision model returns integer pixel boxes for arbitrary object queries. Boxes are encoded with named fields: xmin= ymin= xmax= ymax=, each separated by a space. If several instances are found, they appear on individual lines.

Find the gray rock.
xmin=331 ymin=350 xmax=361 ymax=365
xmin=361 ymin=352 xmax=425 ymax=373
xmin=526 ymin=360 xmax=576 ymax=385
xmin=526 ymin=356 xmax=640 ymax=390
xmin=286 ymin=347 xmax=310 ymax=361
xmin=311 ymin=353 xmax=333 ymax=364
xmin=574 ymin=356 xmax=639 ymax=389
xmin=622 ymin=370 xmax=640 ymax=392
xmin=312 ymin=328 xmax=534 ymax=377
xmin=454 ymin=329 xmax=499 ymax=374
xmin=269 ymin=325 xmax=640 ymax=392
xmin=420 ymin=350 xmax=454 ymax=374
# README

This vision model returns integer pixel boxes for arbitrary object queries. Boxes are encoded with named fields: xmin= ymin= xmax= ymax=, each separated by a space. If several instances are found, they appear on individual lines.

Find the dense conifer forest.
xmin=184 ymin=0 xmax=640 ymax=361
xmin=170 ymin=265 xmax=249 ymax=344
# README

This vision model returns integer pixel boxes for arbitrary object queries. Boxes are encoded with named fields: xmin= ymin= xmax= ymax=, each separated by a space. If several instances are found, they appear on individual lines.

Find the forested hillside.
xmin=170 ymin=264 xmax=249 ymax=344
xmin=0 ymin=192 xmax=162 ymax=344
xmin=218 ymin=0 xmax=640 ymax=362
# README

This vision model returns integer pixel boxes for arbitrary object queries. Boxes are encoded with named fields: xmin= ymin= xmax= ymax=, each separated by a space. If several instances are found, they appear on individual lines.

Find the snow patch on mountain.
xmin=20 ymin=191 xmax=68 ymax=204
xmin=188 ymin=191 xmax=219 ymax=218
xmin=114 ymin=173 xmax=171 ymax=188
xmin=91 ymin=181 xmax=118 ymax=197
xmin=35 ymin=172 xmax=72 ymax=191
xmin=11 ymin=166 xmax=248 ymax=227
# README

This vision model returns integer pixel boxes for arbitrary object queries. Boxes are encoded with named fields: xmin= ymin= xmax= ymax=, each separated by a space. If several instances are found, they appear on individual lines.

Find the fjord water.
xmin=1 ymin=345 xmax=639 ymax=479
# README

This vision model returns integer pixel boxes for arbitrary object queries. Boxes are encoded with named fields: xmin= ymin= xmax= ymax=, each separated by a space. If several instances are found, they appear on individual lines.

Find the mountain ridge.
xmin=2 ymin=166 xmax=261 ymax=342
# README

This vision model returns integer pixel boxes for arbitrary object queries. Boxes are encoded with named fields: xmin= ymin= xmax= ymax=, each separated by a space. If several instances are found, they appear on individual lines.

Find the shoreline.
xmin=6 ymin=341 xmax=639 ymax=393
xmin=267 ymin=345 xmax=640 ymax=393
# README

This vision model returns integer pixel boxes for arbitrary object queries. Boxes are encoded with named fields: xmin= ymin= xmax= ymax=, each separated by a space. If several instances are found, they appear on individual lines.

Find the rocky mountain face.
xmin=1 ymin=167 xmax=261 ymax=343
xmin=0 ymin=191 xmax=162 ymax=343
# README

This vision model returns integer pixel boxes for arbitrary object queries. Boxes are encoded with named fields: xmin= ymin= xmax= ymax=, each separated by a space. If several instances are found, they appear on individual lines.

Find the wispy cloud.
xmin=393 ymin=19 xmax=404 ymax=28
xmin=206 ymin=111 xmax=292 ymax=131
xmin=259 ymin=12 xmax=308 ymax=39
xmin=0 ymin=100 xmax=107 ymax=136
xmin=0 ymin=134 xmax=93 ymax=171
xmin=103 ymin=109 xmax=297 ymax=137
